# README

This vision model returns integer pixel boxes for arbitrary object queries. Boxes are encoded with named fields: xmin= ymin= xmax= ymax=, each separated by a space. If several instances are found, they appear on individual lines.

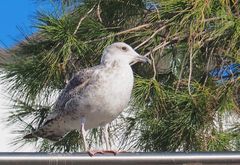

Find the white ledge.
xmin=0 ymin=152 xmax=239 ymax=165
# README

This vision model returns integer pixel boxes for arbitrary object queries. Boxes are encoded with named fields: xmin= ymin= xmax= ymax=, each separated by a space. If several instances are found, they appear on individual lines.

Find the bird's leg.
xmin=103 ymin=124 xmax=110 ymax=150
xmin=102 ymin=124 xmax=120 ymax=155
xmin=101 ymin=124 xmax=128 ymax=155
xmin=80 ymin=117 xmax=88 ymax=151
xmin=87 ymin=124 xmax=118 ymax=156
xmin=89 ymin=124 xmax=121 ymax=156
xmin=79 ymin=117 xmax=106 ymax=156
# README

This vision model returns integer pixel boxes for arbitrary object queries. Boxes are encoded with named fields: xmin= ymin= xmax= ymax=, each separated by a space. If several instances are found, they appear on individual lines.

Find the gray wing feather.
xmin=53 ymin=65 xmax=104 ymax=113
xmin=24 ymin=65 xmax=102 ymax=141
xmin=53 ymin=69 xmax=93 ymax=112
xmin=46 ymin=66 xmax=101 ymax=120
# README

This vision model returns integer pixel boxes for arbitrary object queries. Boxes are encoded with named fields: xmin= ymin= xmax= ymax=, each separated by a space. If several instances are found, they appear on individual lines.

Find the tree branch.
xmin=150 ymin=52 xmax=157 ymax=79
xmin=188 ymin=46 xmax=193 ymax=95
xmin=135 ymin=25 xmax=168 ymax=49
xmin=143 ymin=36 xmax=179 ymax=57
xmin=73 ymin=4 xmax=97 ymax=35
xmin=97 ymin=0 xmax=102 ymax=23
xmin=85 ymin=21 xmax=165 ymax=43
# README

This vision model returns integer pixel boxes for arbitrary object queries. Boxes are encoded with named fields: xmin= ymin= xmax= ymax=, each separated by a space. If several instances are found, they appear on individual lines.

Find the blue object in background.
xmin=145 ymin=2 xmax=160 ymax=11
xmin=0 ymin=1 xmax=54 ymax=48
xmin=209 ymin=63 xmax=240 ymax=84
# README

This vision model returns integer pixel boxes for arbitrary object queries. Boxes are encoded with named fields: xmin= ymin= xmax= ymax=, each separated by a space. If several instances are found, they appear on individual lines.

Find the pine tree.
xmin=0 ymin=0 xmax=239 ymax=152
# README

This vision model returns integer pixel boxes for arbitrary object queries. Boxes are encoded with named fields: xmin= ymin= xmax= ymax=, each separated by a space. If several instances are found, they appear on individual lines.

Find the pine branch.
xmin=85 ymin=20 xmax=165 ymax=43
xmin=73 ymin=3 xmax=97 ymax=35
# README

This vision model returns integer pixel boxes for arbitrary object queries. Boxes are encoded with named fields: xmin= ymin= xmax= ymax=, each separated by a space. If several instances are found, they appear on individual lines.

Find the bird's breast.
xmin=82 ymin=65 xmax=134 ymax=129
xmin=98 ymin=65 xmax=134 ymax=108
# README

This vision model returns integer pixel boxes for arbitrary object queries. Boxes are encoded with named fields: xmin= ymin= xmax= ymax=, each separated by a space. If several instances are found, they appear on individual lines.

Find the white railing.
xmin=0 ymin=152 xmax=239 ymax=165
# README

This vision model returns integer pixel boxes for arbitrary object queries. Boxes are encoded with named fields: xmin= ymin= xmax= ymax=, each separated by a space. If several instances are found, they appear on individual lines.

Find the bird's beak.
xmin=133 ymin=53 xmax=151 ymax=64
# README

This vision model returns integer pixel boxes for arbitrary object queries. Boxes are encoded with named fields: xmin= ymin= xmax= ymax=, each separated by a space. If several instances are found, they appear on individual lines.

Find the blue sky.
xmin=0 ymin=0 xmax=53 ymax=48
xmin=0 ymin=1 xmax=54 ymax=151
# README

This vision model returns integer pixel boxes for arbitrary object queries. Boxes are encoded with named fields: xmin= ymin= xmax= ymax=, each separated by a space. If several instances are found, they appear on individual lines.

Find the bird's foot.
xmin=88 ymin=150 xmax=126 ymax=156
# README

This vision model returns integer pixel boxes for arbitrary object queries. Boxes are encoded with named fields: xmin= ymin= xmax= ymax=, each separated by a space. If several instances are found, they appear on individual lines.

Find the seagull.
xmin=24 ymin=42 xmax=150 ymax=154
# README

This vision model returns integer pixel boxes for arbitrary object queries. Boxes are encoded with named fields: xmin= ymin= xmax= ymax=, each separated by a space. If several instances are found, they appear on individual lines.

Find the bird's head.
xmin=101 ymin=42 xmax=151 ymax=66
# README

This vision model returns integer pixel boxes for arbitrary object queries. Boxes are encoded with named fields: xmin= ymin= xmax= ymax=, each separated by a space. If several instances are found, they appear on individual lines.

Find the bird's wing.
xmin=45 ymin=65 xmax=102 ymax=121
xmin=24 ymin=66 xmax=103 ymax=140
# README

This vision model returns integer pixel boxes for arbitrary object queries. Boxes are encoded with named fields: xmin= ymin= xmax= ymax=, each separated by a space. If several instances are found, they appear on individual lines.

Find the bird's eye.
xmin=121 ymin=46 xmax=127 ymax=51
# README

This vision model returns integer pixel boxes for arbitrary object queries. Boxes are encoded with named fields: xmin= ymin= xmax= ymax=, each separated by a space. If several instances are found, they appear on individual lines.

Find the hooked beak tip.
xmin=136 ymin=55 xmax=151 ymax=64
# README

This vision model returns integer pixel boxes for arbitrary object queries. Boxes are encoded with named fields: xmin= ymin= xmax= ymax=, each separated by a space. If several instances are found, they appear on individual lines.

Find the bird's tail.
xmin=23 ymin=128 xmax=64 ymax=141
xmin=23 ymin=117 xmax=70 ymax=141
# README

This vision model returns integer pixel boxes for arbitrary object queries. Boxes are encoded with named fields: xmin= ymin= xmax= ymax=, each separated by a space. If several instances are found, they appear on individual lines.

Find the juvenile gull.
xmin=24 ymin=42 xmax=150 ymax=153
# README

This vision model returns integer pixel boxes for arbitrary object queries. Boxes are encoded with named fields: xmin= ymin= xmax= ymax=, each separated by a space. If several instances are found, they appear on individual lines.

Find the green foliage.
xmin=130 ymin=81 xmax=238 ymax=151
xmin=0 ymin=0 xmax=239 ymax=152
